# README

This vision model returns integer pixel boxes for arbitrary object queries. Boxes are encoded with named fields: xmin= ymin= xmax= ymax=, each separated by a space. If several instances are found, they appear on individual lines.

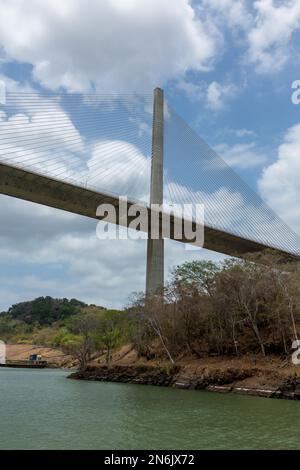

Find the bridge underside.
xmin=0 ymin=162 xmax=297 ymax=260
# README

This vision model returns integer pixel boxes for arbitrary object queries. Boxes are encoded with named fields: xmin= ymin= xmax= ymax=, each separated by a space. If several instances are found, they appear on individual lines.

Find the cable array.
xmin=1 ymin=91 xmax=300 ymax=255
xmin=163 ymin=105 xmax=300 ymax=255
xmin=0 ymin=91 xmax=153 ymax=203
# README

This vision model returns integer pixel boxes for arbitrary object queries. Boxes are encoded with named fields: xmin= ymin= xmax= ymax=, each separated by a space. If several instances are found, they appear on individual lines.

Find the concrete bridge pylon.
xmin=146 ymin=88 xmax=164 ymax=295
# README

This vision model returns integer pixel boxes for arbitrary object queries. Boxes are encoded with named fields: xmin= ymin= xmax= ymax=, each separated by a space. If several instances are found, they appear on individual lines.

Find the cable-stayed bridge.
xmin=0 ymin=88 xmax=299 ymax=294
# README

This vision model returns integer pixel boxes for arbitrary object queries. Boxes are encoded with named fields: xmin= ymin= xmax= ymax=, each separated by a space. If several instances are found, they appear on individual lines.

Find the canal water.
xmin=0 ymin=368 xmax=299 ymax=450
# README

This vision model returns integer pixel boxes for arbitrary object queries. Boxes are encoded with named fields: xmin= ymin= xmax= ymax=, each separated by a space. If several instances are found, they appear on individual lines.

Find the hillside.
xmin=0 ymin=296 xmax=110 ymax=345
xmin=4 ymin=296 xmax=88 ymax=325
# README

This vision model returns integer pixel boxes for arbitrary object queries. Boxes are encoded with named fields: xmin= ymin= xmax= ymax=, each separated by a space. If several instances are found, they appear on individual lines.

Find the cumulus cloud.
xmin=0 ymin=0 xmax=299 ymax=93
xmin=0 ymin=0 xmax=218 ymax=92
xmin=258 ymin=122 xmax=300 ymax=233
xmin=246 ymin=0 xmax=300 ymax=73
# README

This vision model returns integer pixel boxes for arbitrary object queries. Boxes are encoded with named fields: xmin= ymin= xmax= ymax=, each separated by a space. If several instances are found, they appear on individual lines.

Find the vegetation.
xmin=129 ymin=252 xmax=300 ymax=363
xmin=6 ymin=296 xmax=87 ymax=326
xmin=0 ymin=297 xmax=128 ymax=368
xmin=59 ymin=310 xmax=127 ymax=370
xmin=1 ymin=251 xmax=299 ymax=370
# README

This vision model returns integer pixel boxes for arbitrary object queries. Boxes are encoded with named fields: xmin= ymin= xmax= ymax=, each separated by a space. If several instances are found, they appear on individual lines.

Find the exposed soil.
xmin=69 ymin=346 xmax=300 ymax=400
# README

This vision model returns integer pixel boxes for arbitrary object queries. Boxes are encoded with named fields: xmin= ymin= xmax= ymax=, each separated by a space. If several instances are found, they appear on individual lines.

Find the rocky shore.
xmin=68 ymin=362 xmax=300 ymax=400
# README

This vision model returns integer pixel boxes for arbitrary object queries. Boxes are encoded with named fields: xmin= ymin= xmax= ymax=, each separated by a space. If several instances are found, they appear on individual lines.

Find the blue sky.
xmin=0 ymin=0 xmax=300 ymax=310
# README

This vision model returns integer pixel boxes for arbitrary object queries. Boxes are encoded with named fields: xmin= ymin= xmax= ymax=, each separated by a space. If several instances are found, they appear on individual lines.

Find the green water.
xmin=0 ymin=368 xmax=299 ymax=450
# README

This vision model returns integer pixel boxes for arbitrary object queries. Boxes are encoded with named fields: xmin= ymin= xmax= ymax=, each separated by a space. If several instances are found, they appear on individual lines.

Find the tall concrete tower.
xmin=146 ymin=88 xmax=164 ymax=295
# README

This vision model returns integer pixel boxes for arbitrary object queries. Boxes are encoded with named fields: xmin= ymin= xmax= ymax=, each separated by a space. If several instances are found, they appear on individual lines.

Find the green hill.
xmin=5 ymin=296 xmax=87 ymax=326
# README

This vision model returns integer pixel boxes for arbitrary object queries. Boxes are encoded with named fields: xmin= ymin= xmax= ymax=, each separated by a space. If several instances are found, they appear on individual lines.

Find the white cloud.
xmin=176 ymin=78 xmax=205 ymax=101
xmin=176 ymin=76 xmax=242 ymax=112
xmin=206 ymin=80 xmax=238 ymax=110
xmin=176 ymin=78 xmax=239 ymax=109
xmin=0 ymin=0 xmax=218 ymax=92
xmin=224 ymin=128 xmax=257 ymax=138
xmin=199 ymin=0 xmax=300 ymax=74
xmin=0 ymin=0 xmax=299 ymax=95
xmin=258 ymin=122 xmax=300 ymax=233
xmin=200 ymin=0 xmax=251 ymax=31
xmin=247 ymin=0 xmax=300 ymax=73
xmin=214 ymin=142 xmax=267 ymax=169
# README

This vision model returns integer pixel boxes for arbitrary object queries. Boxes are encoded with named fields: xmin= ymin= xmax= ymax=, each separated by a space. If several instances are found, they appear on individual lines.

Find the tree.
xmin=129 ymin=291 xmax=176 ymax=364
xmin=172 ymin=260 xmax=221 ymax=295
xmin=98 ymin=312 xmax=122 ymax=365
xmin=66 ymin=313 xmax=101 ymax=370
xmin=215 ymin=262 xmax=267 ymax=355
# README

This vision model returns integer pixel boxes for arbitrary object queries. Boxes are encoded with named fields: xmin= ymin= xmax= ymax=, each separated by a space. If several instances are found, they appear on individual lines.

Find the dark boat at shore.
xmin=0 ymin=360 xmax=48 ymax=369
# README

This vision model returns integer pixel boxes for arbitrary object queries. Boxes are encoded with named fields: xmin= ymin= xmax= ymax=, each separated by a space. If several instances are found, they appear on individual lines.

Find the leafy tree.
xmin=172 ymin=260 xmax=221 ymax=295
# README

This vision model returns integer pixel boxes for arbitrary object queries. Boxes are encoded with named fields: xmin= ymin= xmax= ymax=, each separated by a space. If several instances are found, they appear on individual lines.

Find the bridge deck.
xmin=0 ymin=162 xmax=297 ymax=260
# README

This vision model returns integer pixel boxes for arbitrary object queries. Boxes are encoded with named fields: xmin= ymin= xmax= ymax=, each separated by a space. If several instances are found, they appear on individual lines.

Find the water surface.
xmin=0 ymin=368 xmax=299 ymax=449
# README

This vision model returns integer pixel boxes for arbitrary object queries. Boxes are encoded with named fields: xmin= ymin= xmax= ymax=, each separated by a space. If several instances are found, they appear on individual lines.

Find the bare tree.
xmin=67 ymin=313 xmax=100 ymax=370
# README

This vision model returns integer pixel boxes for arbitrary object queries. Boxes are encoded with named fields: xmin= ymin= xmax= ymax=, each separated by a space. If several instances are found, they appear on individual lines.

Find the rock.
xmin=67 ymin=363 xmax=300 ymax=401
xmin=207 ymin=385 xmax=232 ymax=393
xmin=174 ymin=382 xmax=190 ymax=389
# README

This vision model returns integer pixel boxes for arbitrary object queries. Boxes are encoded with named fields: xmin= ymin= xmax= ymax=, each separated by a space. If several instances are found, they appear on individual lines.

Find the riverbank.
xmin=69 ymin=350 xmax=300 ymax=400
xmin=7 ymin=343 xmax=300 ymax=400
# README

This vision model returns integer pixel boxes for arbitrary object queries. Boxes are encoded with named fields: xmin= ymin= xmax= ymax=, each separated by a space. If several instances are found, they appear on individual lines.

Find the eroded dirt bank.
xmin=69 ymin=351 xmax=300 ymax=400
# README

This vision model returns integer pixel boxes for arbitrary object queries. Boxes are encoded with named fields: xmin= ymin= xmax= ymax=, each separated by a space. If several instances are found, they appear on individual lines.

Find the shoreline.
xmin=6 ymin=343 xmax=300 ymax=400
xmin=68 ymin=361 xmax=300 ymax=401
